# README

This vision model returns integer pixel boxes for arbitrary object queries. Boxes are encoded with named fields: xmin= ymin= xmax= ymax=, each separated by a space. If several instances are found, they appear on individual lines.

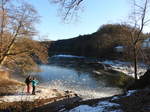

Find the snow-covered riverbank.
xmin=0 ymin=85 xmax=76 ymax=103
xmin=68 ymin=101 xmax=122 ymax=112
xmin=52 ymin=54 xmax=148 ymax=78
xmin=66 ymin=90 xmax=138 ymax=112
xmin=101 ymin=60 xmax=148 ymax=78
xmin=0 ymin=54 xmax=149 ymax=112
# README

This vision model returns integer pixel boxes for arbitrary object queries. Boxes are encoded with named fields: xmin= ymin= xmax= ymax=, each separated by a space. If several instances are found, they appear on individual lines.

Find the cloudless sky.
xmin=27 ymin=0 xmax=144 ymax=41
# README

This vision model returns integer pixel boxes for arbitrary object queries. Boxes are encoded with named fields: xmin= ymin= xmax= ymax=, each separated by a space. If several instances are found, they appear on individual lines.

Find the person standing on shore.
xmin=25 ymin=75 xmax=32 ymax=93
xmin=31 ymin=77 xmax=39 ymax=95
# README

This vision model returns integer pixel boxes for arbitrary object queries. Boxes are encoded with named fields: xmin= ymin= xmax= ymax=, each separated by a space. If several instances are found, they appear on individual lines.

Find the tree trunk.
xmin=0 ymin=38 xmax=15 ymax=66
xmin=133 ymin=47 xmax=138 ymax=80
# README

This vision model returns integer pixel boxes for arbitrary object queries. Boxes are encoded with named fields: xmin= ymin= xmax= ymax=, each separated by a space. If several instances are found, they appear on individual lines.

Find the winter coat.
xmin=32 ymin=80 xmax=39 ymax=87
xmin=25 ymin=76 xmax=32 ymax=85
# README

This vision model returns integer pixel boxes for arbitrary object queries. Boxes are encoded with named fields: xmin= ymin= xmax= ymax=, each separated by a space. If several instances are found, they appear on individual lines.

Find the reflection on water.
xmin=36 ymin=64 xmax=122 ymax=99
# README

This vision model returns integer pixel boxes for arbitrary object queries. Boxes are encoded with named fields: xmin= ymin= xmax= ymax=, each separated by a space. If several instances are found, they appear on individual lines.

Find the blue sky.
xmin=28 ymin=0 xmax=131 ymax=40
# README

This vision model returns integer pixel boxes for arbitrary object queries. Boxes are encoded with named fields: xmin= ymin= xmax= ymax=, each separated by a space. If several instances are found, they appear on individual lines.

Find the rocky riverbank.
xmin=0 ymin=56 xmax=149 ymax=112
xmin=61 ymin=67 xmax=150 ymax=112
xmin=59 ymin=88 xmax=150 ymax=112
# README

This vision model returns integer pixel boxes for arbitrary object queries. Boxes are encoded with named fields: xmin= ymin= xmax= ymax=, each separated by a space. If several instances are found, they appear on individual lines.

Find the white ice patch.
xmin=93 ymin=70 xmax=102 ymax=75
xmin=126 ymin=90 xmax=137 ymax=96
xmin=69 ymin=105 xmax=103 ymax=112
xmin=111 ymin=96 xmax=119 ymax=101
xmin=69 ymin=101 xmax=122 ymax=112
xmin=98 ymin=101 xmax=120 ymax=107
xmin=52 ymin=54 xmax=84 ymax=58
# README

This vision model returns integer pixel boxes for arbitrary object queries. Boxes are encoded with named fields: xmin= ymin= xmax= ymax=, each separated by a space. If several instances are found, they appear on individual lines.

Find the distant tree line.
xmin=46 ymin=24 xmax=149 ymax=60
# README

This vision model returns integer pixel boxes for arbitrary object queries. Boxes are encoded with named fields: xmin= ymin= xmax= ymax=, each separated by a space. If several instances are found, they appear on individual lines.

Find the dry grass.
xmin=0 ymin=101 xmax=35 ymax=112
xmin=0 ymin=70 xmax=10 ymax=79
xmin=0 ymin=70 xmax=24 ymax=96
xmin=0 ymin=98 xmax=55 ymax=112
xmin=0 ymin=78 xmax=24 ymax=96
xmin=0 ymin=77 xmax=31 ymax=112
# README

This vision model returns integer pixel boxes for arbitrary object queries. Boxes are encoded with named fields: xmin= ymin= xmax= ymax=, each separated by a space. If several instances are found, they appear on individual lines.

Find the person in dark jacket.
xmin=25 ymin=75 xmax=32 ymax=93
xmin=31 ymin=77 xmax=39 ymax=95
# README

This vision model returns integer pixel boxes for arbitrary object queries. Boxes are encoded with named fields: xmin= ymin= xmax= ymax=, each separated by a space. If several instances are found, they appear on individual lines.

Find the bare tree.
xmin=122 ymin=0 xmax=150 ymax=80
xmin=50 ymin=0 xmax=84 ymax=21
xmin=0 ymin=0 xmax=48 ymax=73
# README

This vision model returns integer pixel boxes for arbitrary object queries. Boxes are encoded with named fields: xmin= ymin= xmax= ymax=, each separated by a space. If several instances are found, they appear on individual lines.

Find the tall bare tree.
xmin=0 ymin=0 xmax=48 ymax=73
xmin=121 ymin=0 xmax=150 ymax=80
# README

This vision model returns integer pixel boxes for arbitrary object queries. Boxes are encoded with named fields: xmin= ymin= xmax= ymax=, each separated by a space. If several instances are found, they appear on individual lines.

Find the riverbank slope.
xmin=0 ymin=75 xmax=81 ymax=112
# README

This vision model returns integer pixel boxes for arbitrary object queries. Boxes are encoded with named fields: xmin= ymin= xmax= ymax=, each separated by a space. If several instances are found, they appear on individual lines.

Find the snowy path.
xmin=0 ymin=86 xmax=73 ymax=103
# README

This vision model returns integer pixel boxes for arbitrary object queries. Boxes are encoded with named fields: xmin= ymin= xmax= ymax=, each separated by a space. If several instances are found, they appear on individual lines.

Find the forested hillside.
xmin=45 ymin=24 xmax=149 ymax=59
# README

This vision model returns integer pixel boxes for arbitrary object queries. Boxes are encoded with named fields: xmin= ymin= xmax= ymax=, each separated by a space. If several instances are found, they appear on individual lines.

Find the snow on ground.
xmin=52 ymin=54 xmax=84 ymax=58
xmin=0 ymin=86 xmax=67 ymax=103
xmin=101 ymin=60 xmax=148 ymax=78
xmin=111 ymin=90 xmax=137 ymax=101
xmin=126 ymin=90 xmax=137 ymax=97
xmin=68 ymin=90 xmax=137 ymax=112
xmin=53 ymin=54 xmax=148 ymax=78
xmin=69 ymin=105 xmax=103 ymax=112
xmin=69 ymin=101 xmax=122 ymax=112
xmin=52 ymin=54 xmax=148 ymax=78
